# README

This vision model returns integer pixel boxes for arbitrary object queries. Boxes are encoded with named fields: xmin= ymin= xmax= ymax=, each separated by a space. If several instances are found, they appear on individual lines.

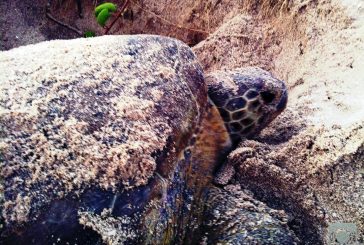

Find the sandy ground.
xmin=1 ymin=0 xmax=363 ymax=244
xmin=190 ymin=0 xmax=364 ymax=243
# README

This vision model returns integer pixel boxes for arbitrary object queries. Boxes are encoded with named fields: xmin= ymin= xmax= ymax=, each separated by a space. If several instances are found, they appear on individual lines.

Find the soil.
xmin=1 ymin=0 xmax=363 ymax=244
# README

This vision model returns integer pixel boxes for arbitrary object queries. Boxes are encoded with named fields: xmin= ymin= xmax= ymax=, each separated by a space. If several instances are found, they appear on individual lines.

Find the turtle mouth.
xmin=276 ymin=89 xmax=288 ymax=112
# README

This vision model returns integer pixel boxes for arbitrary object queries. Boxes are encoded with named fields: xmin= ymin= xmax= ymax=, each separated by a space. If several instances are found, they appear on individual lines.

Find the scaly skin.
xmin=141 ymin=67 xmax=293 ymax=244
xmin=184 ymin=67 xmax=294 ymax=244
xmin=198 ymin=187 xmax=299 ymax=244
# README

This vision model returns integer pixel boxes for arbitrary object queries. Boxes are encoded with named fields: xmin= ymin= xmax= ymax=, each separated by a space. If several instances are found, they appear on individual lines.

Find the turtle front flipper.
xmin=198 ymin=186 xmax=300 ymax=244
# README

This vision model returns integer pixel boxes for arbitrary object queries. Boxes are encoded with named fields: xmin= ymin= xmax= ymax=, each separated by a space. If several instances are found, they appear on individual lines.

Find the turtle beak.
xmin=276 ymin=89 xmax=288 ymax=112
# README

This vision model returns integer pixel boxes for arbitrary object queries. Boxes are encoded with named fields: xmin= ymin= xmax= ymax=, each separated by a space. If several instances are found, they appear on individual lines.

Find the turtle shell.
xmin=0 ymin=35 xmax=207 ymax=243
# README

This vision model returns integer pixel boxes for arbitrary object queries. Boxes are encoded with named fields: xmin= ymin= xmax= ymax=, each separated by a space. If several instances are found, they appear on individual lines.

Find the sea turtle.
xmin=0 ymin=35 xmax=296 ymax=244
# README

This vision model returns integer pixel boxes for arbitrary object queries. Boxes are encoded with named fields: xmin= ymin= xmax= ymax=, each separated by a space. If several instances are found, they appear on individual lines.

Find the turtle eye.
xmin=260 ymin=91 xmax=275 ymax=104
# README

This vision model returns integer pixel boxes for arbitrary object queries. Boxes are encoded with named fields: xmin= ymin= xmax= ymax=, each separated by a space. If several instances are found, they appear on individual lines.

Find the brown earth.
xmin=1 ymin=0 xmax=363 ymax=244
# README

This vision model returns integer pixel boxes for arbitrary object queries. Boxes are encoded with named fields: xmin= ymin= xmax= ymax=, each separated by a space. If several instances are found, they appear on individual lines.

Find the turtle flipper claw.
xmin=214 ymin=143 xmax=256 ymax=186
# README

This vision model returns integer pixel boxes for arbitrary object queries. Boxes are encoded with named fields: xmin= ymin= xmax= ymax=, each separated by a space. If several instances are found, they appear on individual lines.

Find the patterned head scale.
xmin=206 ymin=67 xmax=288 ymax=145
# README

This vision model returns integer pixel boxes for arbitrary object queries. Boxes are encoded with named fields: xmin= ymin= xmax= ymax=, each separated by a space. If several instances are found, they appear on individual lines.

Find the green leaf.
xmin=84 ymin=31 xmax=96 ymax=38
xmin=95 ymin=2 xmax=117 ymax=17
xmin=96 ymin=8 xmax=111 ymax=27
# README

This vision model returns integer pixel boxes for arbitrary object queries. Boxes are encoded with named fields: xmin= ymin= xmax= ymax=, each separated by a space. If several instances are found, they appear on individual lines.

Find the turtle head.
xmin=206 ymin=67 xmax=288 ymax=145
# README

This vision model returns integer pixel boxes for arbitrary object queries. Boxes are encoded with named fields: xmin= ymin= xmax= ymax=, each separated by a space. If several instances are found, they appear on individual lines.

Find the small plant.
xmin=46 ymin=1 xmax=129 ymax=38
xmin=94 ymin=2 xmax=117 ymax=27
xmin=84 ymin=31 xmax=96 ymax=38
xmin=95 ymin=1 xmax=130 ymax=34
